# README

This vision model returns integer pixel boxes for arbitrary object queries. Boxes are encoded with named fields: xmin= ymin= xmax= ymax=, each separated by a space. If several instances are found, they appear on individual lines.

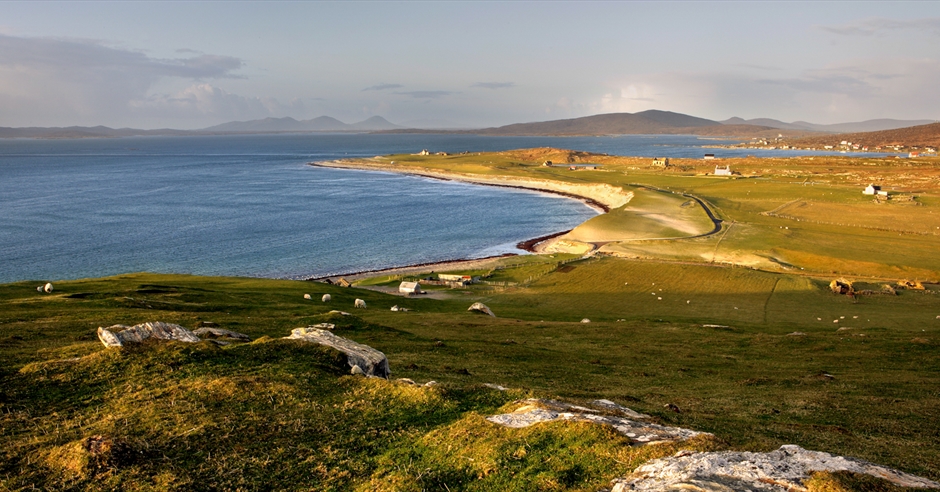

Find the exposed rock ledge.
xmin=313 ymin=159 xmax=634 ymax=211
xmin=610 ymin=445 xmax=940 ymax=491
xmin=487 ymin=398 xmax=702 ymax=445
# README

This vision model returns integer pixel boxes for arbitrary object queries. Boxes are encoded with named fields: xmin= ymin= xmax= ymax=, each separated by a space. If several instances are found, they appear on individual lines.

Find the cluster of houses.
xmin=542 ymin=160 xmax=601 ymax=170
xmin=398 ymin=273 xmax=481 ymax=295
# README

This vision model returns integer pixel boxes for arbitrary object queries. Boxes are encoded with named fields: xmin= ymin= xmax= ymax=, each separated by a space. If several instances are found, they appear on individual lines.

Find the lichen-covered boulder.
xmin=468 ymin=302 xmax=495 ymax=317
xmin=97 ymin=322 xmax=201 ymax=348
xmin=611 ymin=445 xmax=940 ymax=491
xmin=285 ymin=327 xmax=390 ymax=378
xmin=487 ymin=399 xmax=695 ymax=445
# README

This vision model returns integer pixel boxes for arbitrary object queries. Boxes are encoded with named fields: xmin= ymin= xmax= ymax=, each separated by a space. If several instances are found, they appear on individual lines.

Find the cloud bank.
xmin=0 ymin=34 xmax=257 ymax=127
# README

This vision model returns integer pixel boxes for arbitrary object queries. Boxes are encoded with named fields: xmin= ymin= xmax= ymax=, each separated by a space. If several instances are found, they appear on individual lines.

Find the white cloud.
xmin=129 ymin=84 xmax=278 ymax=121
xmin=579 ymin=57 xmax=940 ymax=123
xmin=820 ymin=17 xmax=940 ymax=37
xmin=0 ymin=34 xmax=245 ymax=127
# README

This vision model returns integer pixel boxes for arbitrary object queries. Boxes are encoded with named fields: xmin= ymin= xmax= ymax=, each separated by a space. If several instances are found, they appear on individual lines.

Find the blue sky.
xmin=1 ymin=1 xmax=939 ymax=129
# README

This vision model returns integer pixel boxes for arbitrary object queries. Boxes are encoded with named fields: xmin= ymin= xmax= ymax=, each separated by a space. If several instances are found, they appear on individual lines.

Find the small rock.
xmin=193 ymin=327 xmax=251 ymax=341
xmin=397 ymin=378 xmax=416 ymax=385
xmin=308 ymin=323 xmax=335 ymax=330
xmin=424 ymin=381 xmax=438 ymax=387
xmin=581 ymin=318 xmax=591 ymax=323
xmin=468 ymin=302 xmax=495 ymax=317
xmin=303 ymin=294 xmax=312 ymax=300
xmin=787 ymin=332 xmax=806 ymax=336
xmin=664 ymin=403 xmax=681 ymax=413
xmin=483 ymin=383 xmax=509 ymax=391
xmin=194 ymin=321 xmax=218 ymax=328
xmin=328 ymin=310 xmax=350 ymax=316
xmin=350 ymin=365 xmax=365 ymax=376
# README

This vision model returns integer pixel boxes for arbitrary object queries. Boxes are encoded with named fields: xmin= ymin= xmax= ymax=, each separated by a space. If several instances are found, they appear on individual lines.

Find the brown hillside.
xmin=792 ymin=122 xmax=940 ymax=149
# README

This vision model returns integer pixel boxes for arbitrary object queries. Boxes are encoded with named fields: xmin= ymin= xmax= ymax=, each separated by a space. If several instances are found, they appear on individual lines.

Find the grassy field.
xmin=4 ymin=149 xmax=940 ymax=490
xmin=1 ymin=266 xmax=938 ymax=490
xmin=354 ymin=150 xmax=940 ymax=279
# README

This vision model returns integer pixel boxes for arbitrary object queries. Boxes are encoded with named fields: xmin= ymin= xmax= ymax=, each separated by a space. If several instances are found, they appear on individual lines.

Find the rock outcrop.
xmin=611 ymin=445 xmax=940 ymax=491
xmin=285 ymin=326 xmax=390 ymax=378
xmin=468 ymin=302 xmax=495 ymax=317
xmin=487 ymin=399 xmax=702 ymax=445
xmin=97 ymin=322 xmax=201 ymax=348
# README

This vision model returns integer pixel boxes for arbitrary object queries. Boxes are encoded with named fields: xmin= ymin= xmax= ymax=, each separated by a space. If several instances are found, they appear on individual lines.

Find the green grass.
xmin=2 ymin=267 xmax=939 ymax=490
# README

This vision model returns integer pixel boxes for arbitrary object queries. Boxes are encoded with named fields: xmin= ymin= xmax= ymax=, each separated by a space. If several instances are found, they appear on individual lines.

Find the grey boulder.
xmin=97 ymin=322 xmax=201 ymax=348
xmin=285 ymin=326 xmax=390 ymax=378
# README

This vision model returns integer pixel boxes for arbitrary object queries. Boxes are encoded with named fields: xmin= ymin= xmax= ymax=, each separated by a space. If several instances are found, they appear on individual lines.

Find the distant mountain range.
xmin=1 ymin=111 xmax=936 ymax=139
xmin=202 ymin=115 xmax=401 ymax=132
xmin=451 ymin=110 xmax=814 ymax=138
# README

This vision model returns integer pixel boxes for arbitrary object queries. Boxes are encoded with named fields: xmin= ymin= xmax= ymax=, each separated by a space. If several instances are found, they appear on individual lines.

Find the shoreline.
xmin=305 ymin=253 xmax=518 ymax=283
xmin=306 ymin=158 xmax=632 ymax=279
xmin=308 ymin=159 xmax=631 ymax=213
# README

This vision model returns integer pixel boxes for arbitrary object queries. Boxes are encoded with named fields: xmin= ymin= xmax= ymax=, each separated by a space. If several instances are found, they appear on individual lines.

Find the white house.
xmin=714 ymin=165 xmax=732 ymax=176
xmin=399 ymin=281 xmax=422 ymax=295
xmin=863 ymin=184 xmax=881 ymax=195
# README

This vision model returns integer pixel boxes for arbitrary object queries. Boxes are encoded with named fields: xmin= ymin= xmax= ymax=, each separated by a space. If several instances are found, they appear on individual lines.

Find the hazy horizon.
xmin=2 ymin=1 xmax=939 ymax=130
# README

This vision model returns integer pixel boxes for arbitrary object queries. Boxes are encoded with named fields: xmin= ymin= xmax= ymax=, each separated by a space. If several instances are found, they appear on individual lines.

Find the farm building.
xmin=399 ymin=281 xmax=422 ymax=295
xmin=652 ymin=157 xmax=670 ymax=167
xmin=863 ymin=184 xmax=881 ymax=195
xmin=703 ymin=154 xmax=716 ymax=160
xmin=567 ymin=164 xmax=600 ymax=170
xmin=438 ymin=274 xmax=478 ymax=285
xmin=714 ymin=165 xmax=732 ymax=176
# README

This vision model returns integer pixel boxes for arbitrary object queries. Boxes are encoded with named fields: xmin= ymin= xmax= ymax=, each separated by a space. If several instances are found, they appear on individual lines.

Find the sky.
xmin=1 ymin=1 xmax=939 ymax=129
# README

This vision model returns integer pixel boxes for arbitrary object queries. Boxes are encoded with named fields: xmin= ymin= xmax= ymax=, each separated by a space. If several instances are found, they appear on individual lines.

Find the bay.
xmin=0 ymin=133 xmax=873 ymax=284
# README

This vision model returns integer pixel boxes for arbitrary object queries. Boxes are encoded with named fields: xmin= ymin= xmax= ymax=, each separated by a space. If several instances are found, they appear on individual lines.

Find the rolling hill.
xmin=791 ymin=122 xmax=940 ymax=149
xmin=468 ymin=110 xmax=815 ymax=138
xmin=721 ymin=117 xmax=937 ymax=133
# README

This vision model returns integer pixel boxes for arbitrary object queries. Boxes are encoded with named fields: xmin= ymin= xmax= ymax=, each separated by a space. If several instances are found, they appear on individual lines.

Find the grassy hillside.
xmin=1 ymin=269 xmax=938 ymax=490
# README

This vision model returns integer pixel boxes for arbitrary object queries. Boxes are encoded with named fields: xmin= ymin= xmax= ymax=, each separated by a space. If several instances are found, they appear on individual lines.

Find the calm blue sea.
xmin=0 ymin=133 xmax=875 ymax=283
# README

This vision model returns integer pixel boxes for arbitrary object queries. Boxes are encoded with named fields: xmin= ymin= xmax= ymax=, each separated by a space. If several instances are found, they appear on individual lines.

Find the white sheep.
xmin=39 ymin=283 xmax=53 ymax=293
xmin=354 ymin=298 xmax=366 ymax=309
xmin=303 ymin=294 xmax=312 ymax=300
xmin=322 ymin=294 xmax=331 ymax=302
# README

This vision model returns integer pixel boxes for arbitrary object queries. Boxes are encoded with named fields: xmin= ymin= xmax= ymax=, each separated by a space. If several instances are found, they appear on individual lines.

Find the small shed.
xmin=399 ymin=281 xmax=422 ymax=295
xmin=714 ymin=165 xmax=732 ymax=176
xmin=704 ymin=154 xmax=716 ymax=160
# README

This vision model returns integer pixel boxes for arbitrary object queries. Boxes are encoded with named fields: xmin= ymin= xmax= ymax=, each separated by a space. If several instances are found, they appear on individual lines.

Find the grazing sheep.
xmin=38 ymin=283 xmax=53 ymax=293
xmin=322 ymin=294 xmax=331 ymax=302
xmin=303 ymin=293 xmax=312 ymax=300
xmin=354 ymin=298 xmax=367 ymax=309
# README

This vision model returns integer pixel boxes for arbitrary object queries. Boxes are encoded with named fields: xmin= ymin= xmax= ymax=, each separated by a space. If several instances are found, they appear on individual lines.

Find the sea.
xmin=0 ymin=133 xmax=878 ymax=284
